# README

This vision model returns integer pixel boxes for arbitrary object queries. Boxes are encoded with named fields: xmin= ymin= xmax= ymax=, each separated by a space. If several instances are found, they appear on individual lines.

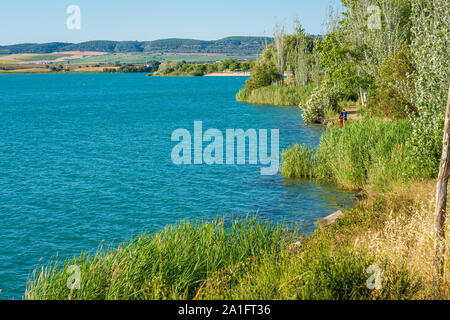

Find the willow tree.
xmin=285 ymin=22 xmax=310 ymax=87
xmin=405 ymin=0 xmax=450 ymax=179
xmin=339 ymin=0 xmax=411 ymax=107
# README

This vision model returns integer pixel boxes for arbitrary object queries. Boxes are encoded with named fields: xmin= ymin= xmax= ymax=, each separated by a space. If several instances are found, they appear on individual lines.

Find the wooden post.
xmin=434 ymin=85 xmax=450 ymax=285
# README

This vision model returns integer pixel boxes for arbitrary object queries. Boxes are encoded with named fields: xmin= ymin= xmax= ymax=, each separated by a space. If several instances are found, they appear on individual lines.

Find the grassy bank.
xmin=25 ymin=181 xmax=448 ymax=300
xmin=236 ymin=85 xmax=315 ymax=106
xmin=25 ymin=217 xmax=292 ymax=300
xmin=282 ymin=118 xmax=413 ymax=191
xmin=197 ymin=180 xmax=449 ymax=300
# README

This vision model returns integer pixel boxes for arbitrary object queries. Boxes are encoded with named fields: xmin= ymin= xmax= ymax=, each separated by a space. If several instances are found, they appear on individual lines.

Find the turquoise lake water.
xmin=0 ymin=74 xmax=353 ymax=299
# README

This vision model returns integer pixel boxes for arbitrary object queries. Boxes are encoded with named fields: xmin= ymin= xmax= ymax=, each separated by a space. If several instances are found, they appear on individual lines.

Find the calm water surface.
xmin=0 ymin=74 xmax=353 ymax=299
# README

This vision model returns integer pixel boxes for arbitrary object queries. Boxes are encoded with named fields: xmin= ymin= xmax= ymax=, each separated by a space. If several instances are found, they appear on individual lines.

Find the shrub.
xmin=300 ymin=85 xmax=343 ymax=124
xmin=367 ymin=46 xmax=416 ymax=119
xmin=244 ymin=45 xmax=282 ymax=90
xmin=404 ymin=0 xmax=450 ymax=179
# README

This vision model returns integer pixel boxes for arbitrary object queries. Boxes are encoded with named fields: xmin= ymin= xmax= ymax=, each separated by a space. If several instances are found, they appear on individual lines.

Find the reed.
xmin=236 ymin=85 xmax=315 ymax=106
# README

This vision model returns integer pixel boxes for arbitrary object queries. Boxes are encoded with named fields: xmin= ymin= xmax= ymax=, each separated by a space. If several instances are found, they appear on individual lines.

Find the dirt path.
xmin=344 ymin=105 xmax=362 ymax=120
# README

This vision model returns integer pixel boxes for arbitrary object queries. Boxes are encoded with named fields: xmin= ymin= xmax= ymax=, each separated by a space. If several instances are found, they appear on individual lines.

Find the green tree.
xmin=315 ymin=32 xmax=361 ymax=99
xmin=244 ymin=45 xmax=282 ymax=90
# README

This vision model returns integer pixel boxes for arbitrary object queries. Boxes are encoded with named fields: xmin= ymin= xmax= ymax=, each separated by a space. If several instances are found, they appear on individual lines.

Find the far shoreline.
xmin=203 ymin=71 xmax=251 ymax=77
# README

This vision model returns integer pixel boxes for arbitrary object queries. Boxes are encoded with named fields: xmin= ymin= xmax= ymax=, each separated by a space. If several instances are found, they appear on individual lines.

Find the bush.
xmin=244 ymin=45 xmax=282 ymax=90
xmin=367 ymin=47 xmax=416 ymax=119
xmin=300 ymin=85 xmax=343 ymax=124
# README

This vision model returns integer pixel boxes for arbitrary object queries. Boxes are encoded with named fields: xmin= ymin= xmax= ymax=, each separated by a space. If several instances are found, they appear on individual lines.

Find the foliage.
xmin=281 ymin=144 xmax=315 ymax=179
xmin=300 ymin=85 xmax=343 ymax=124
xmin=404 ymin=0 xmax=450 ymax=178
xmin=367 ymin=46 xmax=416 ymax=118
xmin=281 ymin=118 xmax=413 ymax=191
xmin=315 ymin=32 xmax=361 ymax=99
xmin=155 ymin=59 xmax=252 ymax=76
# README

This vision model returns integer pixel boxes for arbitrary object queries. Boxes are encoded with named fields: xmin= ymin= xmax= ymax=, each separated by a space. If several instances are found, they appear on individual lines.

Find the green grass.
xmin=25 ymin=217 xmax=293 ymax=300
xmin=281 ymin=118 xmax=413 ymax=191
xmin=236 ymin=85 xmax=316 ymax=106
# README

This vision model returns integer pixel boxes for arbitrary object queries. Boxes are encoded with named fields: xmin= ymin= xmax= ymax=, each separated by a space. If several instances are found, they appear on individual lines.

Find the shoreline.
xmin=203 ymin=71 xmax=251 ymax=77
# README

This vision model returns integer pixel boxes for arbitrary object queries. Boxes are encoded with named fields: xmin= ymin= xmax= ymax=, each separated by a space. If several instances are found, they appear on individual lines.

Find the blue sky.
xmin=0 ymin=0 xmax=342 ymax=45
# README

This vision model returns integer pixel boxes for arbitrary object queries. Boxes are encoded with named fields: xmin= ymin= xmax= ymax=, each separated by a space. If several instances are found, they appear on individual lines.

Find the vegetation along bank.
xmin=26 ymin=0 xmax=449 ymax=300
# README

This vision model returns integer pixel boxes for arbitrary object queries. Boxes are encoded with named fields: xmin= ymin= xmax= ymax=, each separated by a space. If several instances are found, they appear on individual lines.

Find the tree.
xmin=315 ymin=32 xmax=361 ymax=99
xmin=405 ymin=0 xmax=450 ymax=178
xmin=367 ymin=45 xmax=416 ymax=118
xmin=339 ymin=0 xmax=412 ymax=106
xmin=240 ymin=63 xmax=251 ymax=73
xmin=244 ymin=45 xmax=282 ymax=90
xmin=273 ymin=24 xmax=286 ymax=85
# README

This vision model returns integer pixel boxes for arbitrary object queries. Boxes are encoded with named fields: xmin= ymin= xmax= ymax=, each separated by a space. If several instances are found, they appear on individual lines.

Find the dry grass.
xmin=354 ymin=180 xmax=449 ymax=299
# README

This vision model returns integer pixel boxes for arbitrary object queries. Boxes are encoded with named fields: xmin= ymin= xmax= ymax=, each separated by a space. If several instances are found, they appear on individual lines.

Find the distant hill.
xmin=0 ymin=37 xmax=275 ymax=55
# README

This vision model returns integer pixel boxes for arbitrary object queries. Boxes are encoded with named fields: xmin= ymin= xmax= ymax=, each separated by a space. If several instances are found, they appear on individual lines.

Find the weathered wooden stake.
xmin=434 ymin=85 xmax=450 ymax=286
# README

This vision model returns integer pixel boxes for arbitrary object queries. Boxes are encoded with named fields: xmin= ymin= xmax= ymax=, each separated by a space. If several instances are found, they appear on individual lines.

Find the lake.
xmin=0 ymin=74 xmax=353 ymax=299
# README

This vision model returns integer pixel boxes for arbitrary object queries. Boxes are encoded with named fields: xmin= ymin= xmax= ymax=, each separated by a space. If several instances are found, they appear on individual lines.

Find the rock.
xmin=318 ymin=210 xmax=344 ymax=227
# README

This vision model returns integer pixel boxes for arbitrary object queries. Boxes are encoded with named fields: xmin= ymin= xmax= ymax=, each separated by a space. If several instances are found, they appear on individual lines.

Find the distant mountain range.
xmin=0 ymin=37 xmax=274 ymax=55
xmin=0 ymin=35 xmax=323 ymax=55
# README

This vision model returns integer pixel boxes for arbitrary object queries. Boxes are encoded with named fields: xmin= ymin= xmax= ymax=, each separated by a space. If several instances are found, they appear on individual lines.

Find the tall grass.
xmin=25 ymin=217 xmax=292 ymax=300
xmin=196 ymin=180 xmax=449 ymax=300
xmin=280 ymin=144 xmax=315 ymax=179
xmin=315 ymin=118 xmax=412 ymax=190
xmin=281 ymin=118 xmax=413 ymax=191
xmin=236 ymin=85 xmax=315 ymax=106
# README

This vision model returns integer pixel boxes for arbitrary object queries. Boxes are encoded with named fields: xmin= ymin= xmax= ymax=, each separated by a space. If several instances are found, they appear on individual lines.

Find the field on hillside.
xmin=0 ymin=52 xmax=256 ymax=66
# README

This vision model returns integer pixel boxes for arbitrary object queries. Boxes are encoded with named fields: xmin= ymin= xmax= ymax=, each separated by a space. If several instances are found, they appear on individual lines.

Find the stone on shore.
xmin=318 ymin=210 xmax=344 ymax=227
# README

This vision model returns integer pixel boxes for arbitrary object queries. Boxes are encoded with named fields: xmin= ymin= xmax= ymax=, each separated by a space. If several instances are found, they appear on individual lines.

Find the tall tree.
xmin=274 ymin=24 xmax=286 ymax=86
